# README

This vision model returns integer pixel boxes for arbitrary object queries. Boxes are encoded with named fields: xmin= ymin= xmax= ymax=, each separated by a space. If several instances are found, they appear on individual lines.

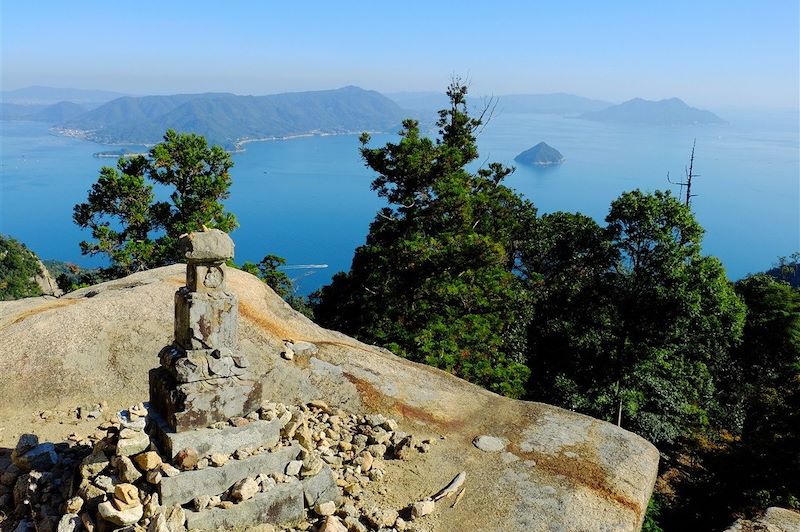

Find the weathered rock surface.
xmin=763 ymin=507 xmax=800 ymax=531
xmin=34 ymin=258 xmax=63 ymax=297
xmin=97 ymin=499 xmax=144 ymax=526
xmin=13 ymin=442 xmax=58 ymax=471
xmin=0 ymin=264 xmax=660 ymax=530
xmin=472 ymin=434 xmax=507 ymax=452
xmin=725 ymin=507 xmax=800 ymax=532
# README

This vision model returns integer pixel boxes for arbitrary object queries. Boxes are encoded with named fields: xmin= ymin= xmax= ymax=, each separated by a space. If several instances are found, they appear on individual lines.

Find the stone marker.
xmin=148 ymin=229 xmax=262 ymax=432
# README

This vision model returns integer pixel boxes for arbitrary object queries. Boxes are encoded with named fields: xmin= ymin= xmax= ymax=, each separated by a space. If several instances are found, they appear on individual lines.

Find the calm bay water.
xmin=1 ymin=110 xmax=798 ymax=294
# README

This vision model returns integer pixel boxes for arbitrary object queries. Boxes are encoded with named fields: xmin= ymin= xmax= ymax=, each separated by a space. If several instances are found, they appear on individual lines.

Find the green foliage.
xmin=74 ymin=129 xmax=237 ymax=275
xmin=764 ymin=251 xmax=800 ymax=288
xmin=241 ymin=254 xmax=313 ymax=319
xmin=44 ymin=260 xmax=109 ymax=293
xmin=241 ymin=254 xmax=292 ymax=299
xmin=0 ymin=234 xmax=44 ymax=300
xmin=523 ymin=190 xmax=745 ymax=445
xmin=313 ymin=80 xmax=535 ymax=397
xmin=659 ymin=275 xmax=800 ymax=528
xmin=729 ymin=275 xmax=800 ymax=508
xmin=641 ymin=494 xmax=665 ymax=532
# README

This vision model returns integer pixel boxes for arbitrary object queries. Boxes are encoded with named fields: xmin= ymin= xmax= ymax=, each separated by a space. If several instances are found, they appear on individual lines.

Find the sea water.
xmin=1 ymin=110 xmax=798 ymax=294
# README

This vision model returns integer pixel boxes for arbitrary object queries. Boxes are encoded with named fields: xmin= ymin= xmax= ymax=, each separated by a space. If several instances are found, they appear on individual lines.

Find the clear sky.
xmin=1 ymin=0 xmax=798 ymax=109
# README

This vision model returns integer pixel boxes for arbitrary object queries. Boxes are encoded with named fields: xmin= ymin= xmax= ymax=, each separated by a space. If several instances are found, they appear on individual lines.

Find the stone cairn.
xmin=0 ymin=230 xmax=446 ymax=532
xmin=149 ymin=229 xmax=262 ymax=437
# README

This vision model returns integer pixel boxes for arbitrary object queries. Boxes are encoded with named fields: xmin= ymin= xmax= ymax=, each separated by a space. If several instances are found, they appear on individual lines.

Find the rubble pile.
xmin=0 ymin=399 xmax=448 ymax=532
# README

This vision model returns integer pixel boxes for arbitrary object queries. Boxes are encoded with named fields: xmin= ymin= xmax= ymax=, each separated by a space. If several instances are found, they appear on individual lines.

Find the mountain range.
xmin=52 ymin=86 xmax=405 ymax=148
xmin=1 ymin=86 xmax=727 ymax=148
xmin=580 ymin=97 xmax=727 ymax=125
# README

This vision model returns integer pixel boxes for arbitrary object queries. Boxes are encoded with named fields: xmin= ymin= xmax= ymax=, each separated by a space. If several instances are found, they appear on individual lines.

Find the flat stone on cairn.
xmin=149 ymin=229 xmax=262 ymax=433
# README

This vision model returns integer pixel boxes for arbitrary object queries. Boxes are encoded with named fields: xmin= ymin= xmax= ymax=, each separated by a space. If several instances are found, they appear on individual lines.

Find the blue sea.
xmin=1 ymin=110 xmax=798 ymax=294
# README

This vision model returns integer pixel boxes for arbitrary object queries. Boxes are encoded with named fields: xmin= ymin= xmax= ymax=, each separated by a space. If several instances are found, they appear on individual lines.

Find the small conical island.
xmin=514 ymin=141 xmax=564 ymax=166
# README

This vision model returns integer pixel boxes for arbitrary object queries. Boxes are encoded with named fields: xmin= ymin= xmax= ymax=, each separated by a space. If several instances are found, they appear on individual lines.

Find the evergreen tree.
xmin=313 ymin=81 xmax=535 ymax=397
xmin=74 ymin=130 xmax=237 ymax=275
xmin=241 ymin=254 xmax=293 ymax=299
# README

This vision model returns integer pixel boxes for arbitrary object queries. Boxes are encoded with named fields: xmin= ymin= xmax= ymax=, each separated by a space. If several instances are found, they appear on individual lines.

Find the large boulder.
xmin=725 ymin=507 xmax=800 ymax=532
xmin=0 ymin=264 xmax=659 ymax=531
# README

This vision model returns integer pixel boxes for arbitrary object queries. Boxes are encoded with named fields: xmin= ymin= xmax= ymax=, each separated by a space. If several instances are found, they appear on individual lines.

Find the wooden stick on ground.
xmin=432 ymin=471 xmax=466 ymax=501
xmin=451 ymin=487 xmax=466 ymax=508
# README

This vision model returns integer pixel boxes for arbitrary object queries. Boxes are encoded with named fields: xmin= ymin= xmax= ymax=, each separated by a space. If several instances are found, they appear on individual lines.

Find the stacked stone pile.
xmin=0 ymin=231 xmax=452 ymax=531
xmin=0 ymin=398 xmax=449 ymax=532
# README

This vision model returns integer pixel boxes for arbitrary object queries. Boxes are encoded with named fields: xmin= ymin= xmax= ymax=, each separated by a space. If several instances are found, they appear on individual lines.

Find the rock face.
xmin=725 ymin=507 xmax=800 ymax=532
xmin=0 ymin=263 xmax=660 ymax=531
xmin=34 ymin=258 xmax=63 ymax=297
xmin=514 ymin=141 xmax=564 ymax=166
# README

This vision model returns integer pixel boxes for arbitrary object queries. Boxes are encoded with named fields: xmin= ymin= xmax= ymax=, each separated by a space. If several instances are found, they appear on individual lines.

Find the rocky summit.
xmin=0 ymin=262 xmax=660 ymax=531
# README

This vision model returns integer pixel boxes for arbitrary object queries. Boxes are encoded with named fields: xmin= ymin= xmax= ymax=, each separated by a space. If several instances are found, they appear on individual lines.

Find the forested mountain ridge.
xmin=55 ymin=86 xmax=405 ymax=148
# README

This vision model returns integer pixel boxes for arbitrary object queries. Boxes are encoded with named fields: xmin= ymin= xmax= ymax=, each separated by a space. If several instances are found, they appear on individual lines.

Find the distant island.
xmin=50 ymin=86 xmax=405 ymax=149
xmin=580 ymin=97 xmax=726 ymax=125
xmin=515 ymin=142 xmax=564 ymax=166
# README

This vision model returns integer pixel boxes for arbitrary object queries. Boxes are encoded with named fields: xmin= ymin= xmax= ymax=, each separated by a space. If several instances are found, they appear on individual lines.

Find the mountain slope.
xmin=59 ymin=87 xmax=405 ymax=147
xmin=0 ymin=264 xmax=659 ymax=530
xmin=1 ymin=86 xmax=126 ymax=104
xmin=581 ymin=97 xmax=726 ymax=125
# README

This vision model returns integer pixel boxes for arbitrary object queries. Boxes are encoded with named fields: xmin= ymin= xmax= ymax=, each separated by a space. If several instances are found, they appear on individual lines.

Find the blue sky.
xmin=1 ymin=0 xmax=798 ymax=108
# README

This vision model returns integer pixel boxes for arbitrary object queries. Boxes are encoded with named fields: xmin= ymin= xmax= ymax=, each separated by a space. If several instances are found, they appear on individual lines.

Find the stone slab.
xmin=180 ymin=230 xmax=234 ymax=263
xmin=159 ymin=443 xmax=300 ymax=507
xmin=301 ymin=464 xmax=339 ymax=507
xmin=174 ymin=288 xmax=238 ymax=351
xmin=184 ymin=481 xmax=304 ymax=530
xmin=149 ymin=413 xmax=282 ymax=461
xmin=149 ymin=367 xmax=262 ymax=431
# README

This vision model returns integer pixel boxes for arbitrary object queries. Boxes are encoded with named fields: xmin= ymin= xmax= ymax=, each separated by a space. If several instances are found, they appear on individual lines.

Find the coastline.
xmin=231 ymin=130 xmax=380 ymax=153
xmin=49 ymin=127 xmax=380 ymax=155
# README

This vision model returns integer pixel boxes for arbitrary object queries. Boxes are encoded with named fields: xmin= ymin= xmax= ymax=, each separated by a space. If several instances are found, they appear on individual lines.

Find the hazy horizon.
xmin=2 ymin=1 xmax=798 ymax=110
